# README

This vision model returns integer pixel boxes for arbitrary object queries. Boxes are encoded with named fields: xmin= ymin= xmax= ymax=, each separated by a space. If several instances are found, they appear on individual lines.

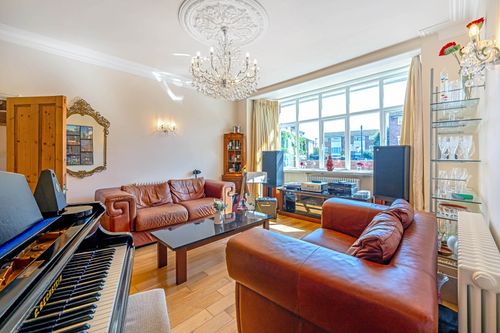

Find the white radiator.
xmin=458 ymin=212 xmax=500 ymax=333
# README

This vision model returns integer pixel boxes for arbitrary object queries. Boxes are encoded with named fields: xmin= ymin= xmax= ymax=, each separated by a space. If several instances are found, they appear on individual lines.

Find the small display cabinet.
xmin=222 ymin=132 xmax=246 ymax=193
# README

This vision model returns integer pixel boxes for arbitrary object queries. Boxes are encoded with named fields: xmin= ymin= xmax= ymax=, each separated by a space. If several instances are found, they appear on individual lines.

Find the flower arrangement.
xmin=213 ymin=199 xmax=227 ymax=212
xmin=438 ymin=17 xmax=487 ymax=93
xmin=356 ymin=161 xmax=364 ymax=170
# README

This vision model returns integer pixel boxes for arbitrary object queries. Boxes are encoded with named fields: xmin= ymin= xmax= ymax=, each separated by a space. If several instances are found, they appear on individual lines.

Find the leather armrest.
xmin=204 ymin=179 xmax=235 ymax=213
xmin=95 ymin=188 xmax=137 ymax=232
xmin=321 ymin=198 xmax=387 ymax=237
xmin=226 ymin=228 xmax=437 ymax=333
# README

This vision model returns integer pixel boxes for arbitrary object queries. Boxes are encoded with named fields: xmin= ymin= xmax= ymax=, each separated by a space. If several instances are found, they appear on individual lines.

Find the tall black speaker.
xmin=373 ymin=145 xmax=410 ymax=202
xmin=262 ymin=150 xmax=284 ymax=187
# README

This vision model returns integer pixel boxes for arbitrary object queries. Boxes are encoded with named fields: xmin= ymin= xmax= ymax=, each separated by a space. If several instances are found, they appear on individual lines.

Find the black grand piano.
xmin=0 ymin=171 xmax=134 ymax=333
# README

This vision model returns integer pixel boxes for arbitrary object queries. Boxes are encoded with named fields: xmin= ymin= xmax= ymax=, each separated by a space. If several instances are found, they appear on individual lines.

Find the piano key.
xmin=64 ymin=258 xmax=113 ymax=270
xmin=54 ymin=324 xmax=90 ymax=333
xmin=49 ymin=285 xmax=104 ymax=302
xmin=24 ymin=304 xmax=96 ymax=323
xmin=62 ymin=265 xmax=111 ymax=279
xmin=52 ymin=282 xmax=104 ymax=298
xmin=40 ymin=295 xmax=101 ymax=314
xmin=55 ymin=278 xmax=105 ymax=292
xmin=19 ymin=308 xmax=96 ymax=332
xmin=59 ymin=272 xmax=108 ymax=285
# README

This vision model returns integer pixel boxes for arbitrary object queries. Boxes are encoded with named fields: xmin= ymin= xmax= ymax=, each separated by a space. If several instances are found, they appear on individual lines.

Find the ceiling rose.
xmin=178 ymin=0 xmax=269 ymax=46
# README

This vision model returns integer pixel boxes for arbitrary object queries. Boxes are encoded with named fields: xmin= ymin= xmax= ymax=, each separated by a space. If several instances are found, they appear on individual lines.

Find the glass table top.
xmin=151 ymin=211 xmax=270 ymax=250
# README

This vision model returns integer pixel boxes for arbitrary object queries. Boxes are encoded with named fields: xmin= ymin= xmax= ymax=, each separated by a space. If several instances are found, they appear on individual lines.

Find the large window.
xmin=278 ymin=68 xmax=408 ymax=171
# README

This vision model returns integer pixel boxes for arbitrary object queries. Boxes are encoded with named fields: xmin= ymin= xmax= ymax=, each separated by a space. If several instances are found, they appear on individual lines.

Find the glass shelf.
xmin=432 ymin=195 xmax=481 ymax=205
xmin=435 ymin=214 xmax=458 ymax=222
xmin=432 ymin=177 xmax=468 ymax=182
xmin=432 ymin=118 xmax=481 ymax=128
xmin=431 ymin=98 xmax=479 ymax=111
xmin=431 ymin=159 xmax=481 ymax=163
xmin=432 ymin=85 xmax=485 ymax=95
xmin=438 ymin=255 xmax=457 ymax=268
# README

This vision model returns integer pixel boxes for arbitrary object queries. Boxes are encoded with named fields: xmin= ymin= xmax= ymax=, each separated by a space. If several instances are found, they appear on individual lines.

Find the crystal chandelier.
xmin=191 ymin=26 xmax=259 ymax=101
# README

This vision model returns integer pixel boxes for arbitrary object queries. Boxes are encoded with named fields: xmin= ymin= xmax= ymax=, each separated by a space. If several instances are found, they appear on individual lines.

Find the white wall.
xmin=481 ymin=0 xmax=500 ymax=245
xmin=0 ymin=41 xmax=238 ymax=203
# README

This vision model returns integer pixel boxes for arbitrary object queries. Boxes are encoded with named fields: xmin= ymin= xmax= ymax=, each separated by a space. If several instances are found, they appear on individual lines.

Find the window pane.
xmin=322 ymin=91 xmax=346 ymax=117
xmin=323 ymin=119 xmax=346 ymax=169
xmin=384 ymin=78 xmax=407 ymax=107
xmin=385 ymin=110 xmax=403 ymax=145
xmin=350 ymin=112 xmax=380 ymax=170
xmin=279 ymin=102 xmax=296 ymax=123
xmin=298 ymin=98 xmax=319 ymax=121
xmin=350 ymin=82 xmax=379 ymax=113
xmin=280 ymin=125 xmax=297 ymax=167
xmin=298 ymin=121 xmax=319 ymax=168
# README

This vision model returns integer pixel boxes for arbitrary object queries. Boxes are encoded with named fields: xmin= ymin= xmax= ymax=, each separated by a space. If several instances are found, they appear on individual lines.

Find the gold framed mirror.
xmin=66 ymin=98 xmax=110 ymax=178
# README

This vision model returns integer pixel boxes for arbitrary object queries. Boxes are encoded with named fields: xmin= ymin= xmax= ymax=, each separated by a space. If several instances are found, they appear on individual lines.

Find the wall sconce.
xmin=461 ymin=18 xmax=499 ymax=86
xmin=157 ymin=119 xmax=176 ymax=135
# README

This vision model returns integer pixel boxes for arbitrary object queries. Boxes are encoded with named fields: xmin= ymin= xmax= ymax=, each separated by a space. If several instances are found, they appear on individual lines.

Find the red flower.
xmin=439 ymin=42 xmax=461 ymax=56
xmin=466 ymin=17 xmax=485 ymax=30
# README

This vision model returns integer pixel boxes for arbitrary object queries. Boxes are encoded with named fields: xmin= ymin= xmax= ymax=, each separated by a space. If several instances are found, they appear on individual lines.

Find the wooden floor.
xmin=130 ymin=215 xmax=319 ymax=333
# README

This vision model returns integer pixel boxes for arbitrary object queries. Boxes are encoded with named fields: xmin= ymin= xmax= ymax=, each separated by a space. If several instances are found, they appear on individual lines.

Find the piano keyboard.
xmin=18 ymin=245 xmax=127 ymax=333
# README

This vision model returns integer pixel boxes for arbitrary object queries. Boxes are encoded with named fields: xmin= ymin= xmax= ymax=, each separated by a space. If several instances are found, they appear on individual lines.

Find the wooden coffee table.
xmin=151 ymin=211 xmax=270 ymax=285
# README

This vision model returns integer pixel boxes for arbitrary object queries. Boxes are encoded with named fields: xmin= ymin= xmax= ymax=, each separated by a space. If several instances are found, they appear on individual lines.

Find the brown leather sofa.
xmin=226 ymin=198 xmax=438 ymax=333
xmin=95 ymin=178 xmax=235 ymax=246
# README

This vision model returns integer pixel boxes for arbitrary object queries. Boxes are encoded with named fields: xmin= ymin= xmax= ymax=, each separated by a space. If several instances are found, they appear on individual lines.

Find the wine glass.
xmin=460 ymin=135 xmax=474 ymax=160
xmin=438 ymin=136 xmax=449 ymax=160
xmin=448 ymin=136 xmax=459 ymax=160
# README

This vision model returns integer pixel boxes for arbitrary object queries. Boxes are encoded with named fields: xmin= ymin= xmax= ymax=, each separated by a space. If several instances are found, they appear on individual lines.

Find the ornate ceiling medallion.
xmin=178 ymin=0 xmax=268 ymax=46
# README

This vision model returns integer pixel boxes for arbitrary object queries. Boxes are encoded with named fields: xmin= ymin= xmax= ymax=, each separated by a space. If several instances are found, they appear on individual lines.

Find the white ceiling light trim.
xmin=178 ymin=0 xmax=268 ymax=46
xmin=0 ymin=23 xmax=190 ymax=86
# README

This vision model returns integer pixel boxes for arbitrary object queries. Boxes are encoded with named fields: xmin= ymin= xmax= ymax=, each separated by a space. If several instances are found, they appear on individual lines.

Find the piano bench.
xmin=125 ymin=289 xmax=171 ymax=333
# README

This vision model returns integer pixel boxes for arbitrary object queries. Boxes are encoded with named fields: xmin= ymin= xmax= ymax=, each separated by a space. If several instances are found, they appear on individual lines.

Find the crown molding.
xmin=0 ymin=23 xmax=191 ymax=88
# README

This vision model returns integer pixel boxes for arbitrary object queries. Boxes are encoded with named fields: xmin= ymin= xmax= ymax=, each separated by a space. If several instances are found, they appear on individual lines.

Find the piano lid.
xmin=0 ymin=172 xmax=46 ymax=258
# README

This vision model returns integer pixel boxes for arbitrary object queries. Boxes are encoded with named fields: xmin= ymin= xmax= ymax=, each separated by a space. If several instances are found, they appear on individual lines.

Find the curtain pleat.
xmin=401 ymin=55 xmax=424 ymax=210
xmin=250 ymin=99 xmax=280 ymax=172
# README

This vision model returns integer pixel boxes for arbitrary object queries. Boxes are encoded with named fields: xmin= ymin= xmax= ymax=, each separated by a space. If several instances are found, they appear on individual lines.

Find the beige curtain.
xmin=400 ymin=55 xmax=424 ymax=210
xmin=250 ymin=99 xmax=280 ymax=172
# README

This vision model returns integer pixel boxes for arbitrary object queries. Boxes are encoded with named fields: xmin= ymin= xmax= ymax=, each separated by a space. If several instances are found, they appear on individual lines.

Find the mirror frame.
xmin=67 ymin=98 xmax=110 ymax=178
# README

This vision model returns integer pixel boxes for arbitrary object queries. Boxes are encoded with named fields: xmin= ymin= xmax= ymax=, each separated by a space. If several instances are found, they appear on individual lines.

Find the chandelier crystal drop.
xmin=190 ymin=27 xmax=259 ymax=101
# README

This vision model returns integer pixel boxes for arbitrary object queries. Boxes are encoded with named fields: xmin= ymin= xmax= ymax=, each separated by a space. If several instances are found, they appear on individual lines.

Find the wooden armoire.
xmin=6 ymin=96 xmax=67 ymax=191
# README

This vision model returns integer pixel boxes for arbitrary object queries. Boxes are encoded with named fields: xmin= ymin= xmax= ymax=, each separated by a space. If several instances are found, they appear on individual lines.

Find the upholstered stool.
xmin=125 ymin=288 xmax=171 ymax=333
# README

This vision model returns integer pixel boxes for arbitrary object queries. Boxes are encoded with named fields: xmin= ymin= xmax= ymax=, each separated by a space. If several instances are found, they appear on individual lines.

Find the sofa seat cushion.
xmin=169 ymin=178 xmax=206 ymax=203
xmin=179 ymin=197 xmax=216 ymax=220
xmin=122 ymin=182 xmax=173 ymax=208
xmin=302 ymin=229 xmax=356 ymax=253
xmin=347 ymin=210 xmax=403 ymax=264
xmin=135 ymin=204 xmax=188 ymax=231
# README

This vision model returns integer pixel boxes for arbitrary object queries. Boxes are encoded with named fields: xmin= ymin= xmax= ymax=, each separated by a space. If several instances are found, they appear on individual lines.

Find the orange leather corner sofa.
xmin=226 ymin=198 xmax=438 ymax=333
xmin=95 ymin=178 xmax=235 ymax=246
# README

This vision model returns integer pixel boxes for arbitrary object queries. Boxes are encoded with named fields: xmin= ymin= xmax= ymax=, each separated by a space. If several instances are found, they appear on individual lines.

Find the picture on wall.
xmin=66 ymin=125 xmax=94 ymax=166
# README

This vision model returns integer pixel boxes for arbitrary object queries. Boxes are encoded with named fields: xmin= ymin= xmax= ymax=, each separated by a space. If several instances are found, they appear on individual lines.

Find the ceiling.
xmin=0 ymin=0 xmax=455 ymax=88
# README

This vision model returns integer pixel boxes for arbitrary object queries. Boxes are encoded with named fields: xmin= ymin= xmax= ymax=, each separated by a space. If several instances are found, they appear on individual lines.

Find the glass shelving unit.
xmin=429 ymin=69 xmax=484 ymax=273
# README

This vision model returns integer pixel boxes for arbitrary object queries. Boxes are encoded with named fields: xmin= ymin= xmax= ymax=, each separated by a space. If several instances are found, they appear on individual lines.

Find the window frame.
xmin=278 ymin=67 xmax=408 ymax=170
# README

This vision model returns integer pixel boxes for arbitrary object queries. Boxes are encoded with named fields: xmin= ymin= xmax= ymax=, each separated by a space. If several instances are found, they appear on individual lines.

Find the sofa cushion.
xmin=302 ymin=229 xmax=356 ymax=253
xmin=135 ymin=204 xmax=188 ymax=231
xmin=390 ymin=199 xmax=414 ymax=229
xmin=169 ymin=178 xmax=206 ymax=203
xmin=179 ymin=197 xmax=216 ymax=220
xmin=346 ymin=210 xmax=403 ymax=264
xmin=122 ymin=182 xmax=173 ymax=208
